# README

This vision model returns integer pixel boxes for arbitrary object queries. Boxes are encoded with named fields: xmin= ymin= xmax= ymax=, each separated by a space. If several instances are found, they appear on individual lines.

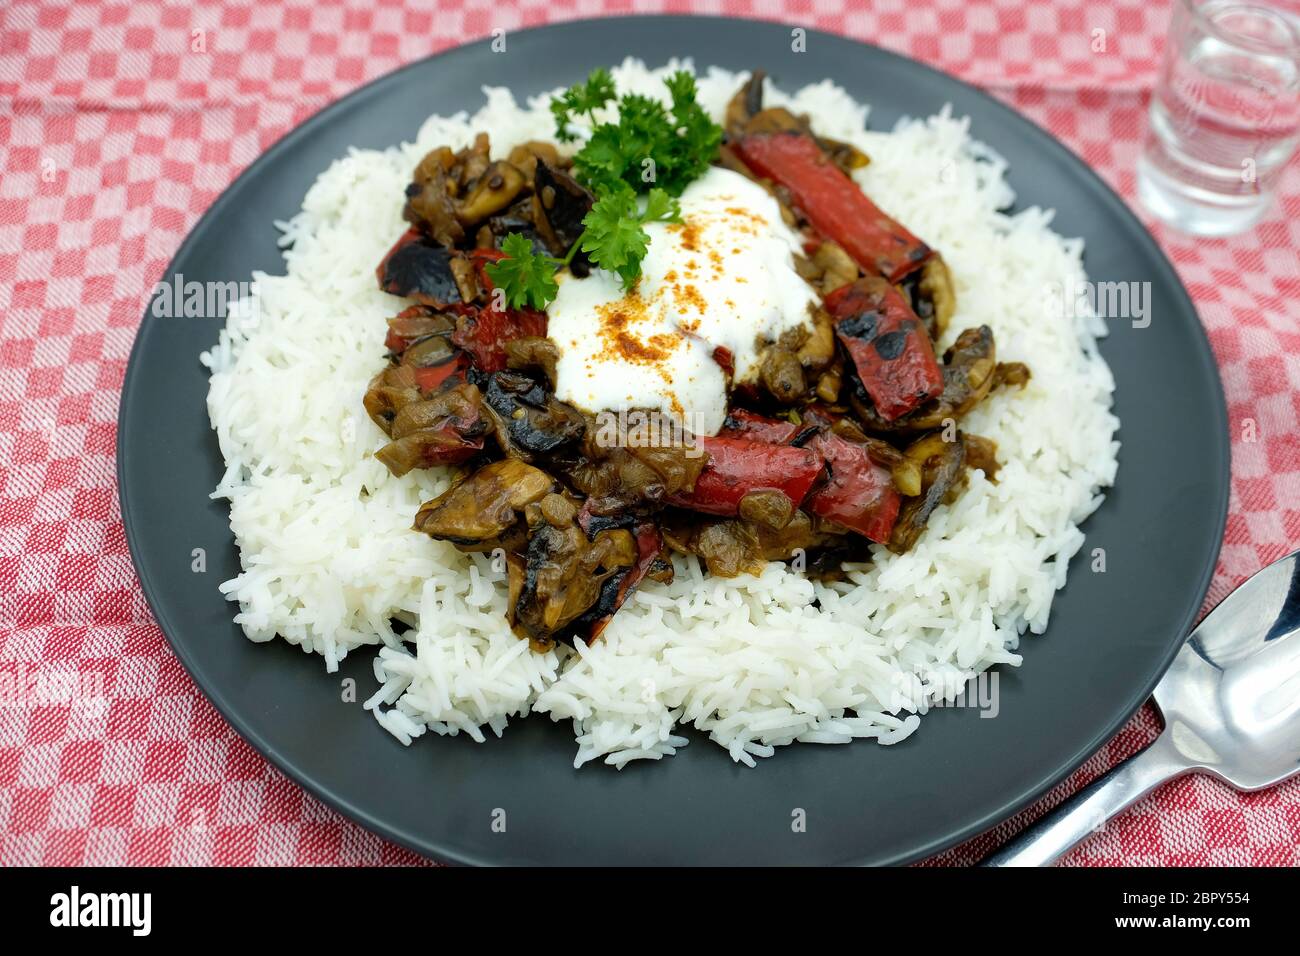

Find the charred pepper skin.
xmin=824 ymin=277 xmax=944 ymax=422
xmin=376 ymin=228 xmax=465 ymax=306
xmin=714 ymin=411 xmax=901 ymax=544
xmin=803 ymin=433 xmax=900 ymax=544
xmin=733 ymin=131 xmax=932 ymax=283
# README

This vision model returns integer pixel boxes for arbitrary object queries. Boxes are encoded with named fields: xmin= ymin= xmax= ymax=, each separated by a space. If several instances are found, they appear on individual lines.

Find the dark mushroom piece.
xmin=375 ymin=381 xmax=493 ymax=477
xmin=413 ymin=458 xmax=555 ymax=547
xmin=917 ymin=255 xmax=956 ymax=338
xmin=758 ymin=342 xmax=807 ymax=405
xmin=724 ymin=70 xmax=769 ymax=141
xmin=568 ymin=431 xmax=710 ymax=513
xmin=509 ymin=501 xmax=640 ymax=650
xmin=887 ymin=431 xmax=966 ymax=554
xmin=530 ymin=160 xmax=594 ymax=276
xmin=483 ymin=197 xmax=551 ymax=257
xmin=897 ymin=254 xmax=957 ymax=341
xmin=404 ymin=146 xmax=465 ymax=247
xmin=504 ymin=336 xmax=561 ymax=389
xmin=363 ymin=365 xmax=422 ymax=435
xmin=377 ymin=229 xmax=466 ymax=307
xmin=962 ymin=433 xmax=1001 ymax=482
xmin=567 ymin=521 xmax=666 ymax=643
xmin=480 ymin=369 xmax=587 ymax=464
xmin=661 ymin=509 xmax=836 ymax=578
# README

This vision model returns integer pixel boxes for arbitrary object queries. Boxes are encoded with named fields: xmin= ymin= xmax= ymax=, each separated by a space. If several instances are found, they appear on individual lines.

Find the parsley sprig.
xmin=487 ymin=233 xmax=561 ymax=311
xmin=486 ymin=69 xmax=721 ymax=310
xmin=485 ymin=188 xmax=681 ymax=310
xmin=580 ymin=184 xmax=681 ymax=289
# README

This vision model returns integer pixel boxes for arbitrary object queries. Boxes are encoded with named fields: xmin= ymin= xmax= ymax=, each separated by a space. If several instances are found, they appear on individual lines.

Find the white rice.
xmin=201 ymin=60 xmax=1119 ymax=768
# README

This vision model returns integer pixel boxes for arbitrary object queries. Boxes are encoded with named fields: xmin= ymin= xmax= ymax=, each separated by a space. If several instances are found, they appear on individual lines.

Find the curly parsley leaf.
xmin=663 ymin=71 xmax=723 ymax=190
xmin=484 ymin=233 xmax=560 ymax=310
xmin=563 ymin=70 xmax=722 ymax=198
xmin=581 ymin=186 xmax=681 ymax=290
xmin=550 ymin=68 xmax=617 ymax=143
xmin=641 ymin=186 xmax=682 ymax=224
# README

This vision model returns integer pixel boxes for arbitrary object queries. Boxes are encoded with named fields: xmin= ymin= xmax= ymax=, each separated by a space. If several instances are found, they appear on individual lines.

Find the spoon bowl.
xmin=1155 ymin=550 xmax=1300 ymax=790
xmin=984 ymin=549 xmax=1300 ymax=865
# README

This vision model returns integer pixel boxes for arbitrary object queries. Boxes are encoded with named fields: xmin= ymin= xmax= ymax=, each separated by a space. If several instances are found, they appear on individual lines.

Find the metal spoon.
xmin=983 ymin=549 xmax=1300 ymax=866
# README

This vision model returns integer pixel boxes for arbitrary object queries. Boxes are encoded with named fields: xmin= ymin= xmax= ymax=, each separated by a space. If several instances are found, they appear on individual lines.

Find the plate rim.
xmin=117 ymin=13 xmax=1231 ymax=866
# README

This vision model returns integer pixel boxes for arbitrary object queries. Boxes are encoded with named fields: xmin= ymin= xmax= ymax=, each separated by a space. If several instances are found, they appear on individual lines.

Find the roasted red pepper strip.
xmin=667 ymin=435 xmax=823 ymax=517
xmin=733 ymin=132 xmax=931 ymax=282
xmin=804 ymin=433 xmax=900 ymax=543
xmin=411 ymin=354 xmax=470 ymax=393
xmin=719 ymin=408 xmax=803 ymax=445
xmin=824 ymin=277 xmax=943 ymax=422
xmin=449 ymin=304 xmax=546 ymax=373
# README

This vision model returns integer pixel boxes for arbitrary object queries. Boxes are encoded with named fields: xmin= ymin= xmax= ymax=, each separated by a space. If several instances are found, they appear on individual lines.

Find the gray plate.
xmin=117 ymin=16 xmax=1229 ymax=865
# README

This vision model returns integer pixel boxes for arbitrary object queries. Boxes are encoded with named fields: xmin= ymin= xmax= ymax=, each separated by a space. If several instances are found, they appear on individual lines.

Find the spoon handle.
xmin=980 ymin=731 xmax=1189 ymax=866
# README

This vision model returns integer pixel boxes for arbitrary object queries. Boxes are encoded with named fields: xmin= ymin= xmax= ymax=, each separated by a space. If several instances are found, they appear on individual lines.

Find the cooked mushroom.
xmin=404 ymin=147 xmax=465 ymax=247
xmin=505 ymin=140 xmax=562 ymax=181
xmin=377 ymin=382 xmax=492 ymax=476
xmin=510 ymin=514 xmax=638 ymax=649
xmin=888 ymin=431 xmax=966 ymax=553
xmin=662 ymin=509 xmax=833 ymax=578
xmin=724 ymin=70 xmax=769 ymax=141
xmin=481 ymin=370 xmax=587 ymax=461
xmin=796 ymin=307 xmax=838 ymax=368
xmin=413 ymin=459 xmax=555 ymax=546
xmin=811 ymin=241 xmax=860 ymax=296
xmin=503 ymin=336 xmax=561 ymax=389
xmin=962 ymin=433 xmax=1000 ymax=482
xmin=363 ymin=365 xmax=421 ymax=435
xmin=759 ymin=343 xmax=807 ymax=404
xmin=566 ymin=419 xmax=709 ymax=512
xmin=530 ymin=160 xmax=594 ymax=274
xmin=917 ymin=255 xmax=956 ymax=338
xmin=995 ymin=361 xmax=1032 ymax=389
xmin=457 ymin=161 xmax=527 ymax=226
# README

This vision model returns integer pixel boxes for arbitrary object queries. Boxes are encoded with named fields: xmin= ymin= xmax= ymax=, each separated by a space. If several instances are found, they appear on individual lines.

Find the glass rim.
xmin=1178 ymin=0 xmax=1300 ymax=57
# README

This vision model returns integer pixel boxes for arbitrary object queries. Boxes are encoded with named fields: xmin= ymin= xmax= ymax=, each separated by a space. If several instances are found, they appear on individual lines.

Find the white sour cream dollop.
xmin=545 ymin=167 xmax=817 ymax=436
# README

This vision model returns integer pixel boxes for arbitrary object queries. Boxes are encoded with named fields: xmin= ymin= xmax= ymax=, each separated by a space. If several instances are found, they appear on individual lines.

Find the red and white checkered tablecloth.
xmin=2 ymin=0 xmax=1298 ymax=868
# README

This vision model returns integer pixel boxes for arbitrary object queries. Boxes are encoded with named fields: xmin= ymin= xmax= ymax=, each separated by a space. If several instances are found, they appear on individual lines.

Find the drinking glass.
xmin=1137 ymin=0 xmax=1300 ymax=236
